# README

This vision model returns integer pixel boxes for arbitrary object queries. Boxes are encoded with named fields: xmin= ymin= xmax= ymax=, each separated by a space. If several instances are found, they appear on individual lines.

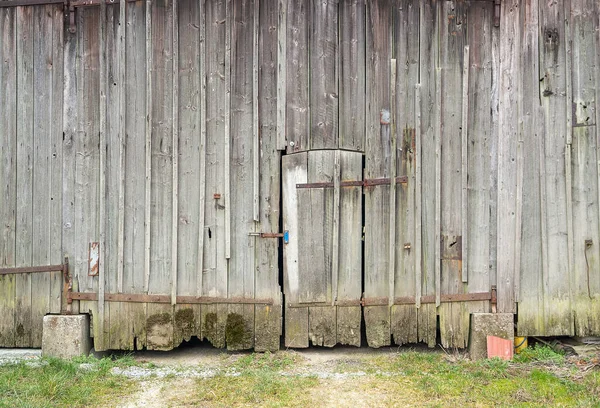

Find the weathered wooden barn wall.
xmin=1 ymin=0 xmax=600 ymax=351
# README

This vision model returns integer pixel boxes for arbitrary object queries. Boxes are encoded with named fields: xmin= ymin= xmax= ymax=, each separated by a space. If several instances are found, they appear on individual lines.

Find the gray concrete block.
xmin=42 ymin=314 xmax=91 ymax=359
xmin=469 ymin=313 xmax=514 ymax=360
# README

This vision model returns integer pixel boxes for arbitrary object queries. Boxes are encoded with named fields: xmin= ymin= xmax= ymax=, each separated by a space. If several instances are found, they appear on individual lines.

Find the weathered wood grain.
xmin=282 ymin=152 xmax=308 ymax=347
xmin=336 ymin=151 xmax=362 ymax=346
xmin=0 ymin=6 xmax=17 ymax=347
xmin=496 ymin=0 xmax=520 ymax=315
xmin=416 ymin=0 xmax=438 ymax=347
xmin=339 ymin=0 xmax=365 ymax=152
xmin=310 ymin=0 xmax=338 ymax=149
xmin=255 ymin=0 xmax=282 ymax=352
xmin=15 ymin=5 xmax=34 ymax=347
xmin=177 ymin=0 xmax=201 ymax=301
xmin=285 ymin=0 xmax=310 ymax=153
xmin=438 ymin=0 xmax=469 ymax=348
xmin=538 ymin=0 xmax=573 ymax=334
xmin=364 ymin=0 xmax=392 ymax=348
xmin=49 ymin=5 xmax=64 ymax=318
xmin=97 ymin=0 xmax=107 ymax=351
xmin=570 ymin=0 xmax=600 ymax=336
xmin=228 ymin=0 xmax=256 ymax=350
xmin=147 ymin=0 xmax=175 ymax=350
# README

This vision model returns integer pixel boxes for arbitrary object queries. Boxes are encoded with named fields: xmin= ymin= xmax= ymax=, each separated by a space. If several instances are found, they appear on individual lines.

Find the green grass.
xmin=1 ymin=349 xmax=598 ymax=407
xmin=513 ymin=344 xmax=566 ymax=364
xmin=0 ymin=356 xmax=135 ymax=408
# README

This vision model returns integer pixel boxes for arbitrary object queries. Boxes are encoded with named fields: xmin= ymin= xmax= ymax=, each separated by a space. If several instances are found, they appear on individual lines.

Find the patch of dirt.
xmin=120 ymin=379 xmax=196 ymax=408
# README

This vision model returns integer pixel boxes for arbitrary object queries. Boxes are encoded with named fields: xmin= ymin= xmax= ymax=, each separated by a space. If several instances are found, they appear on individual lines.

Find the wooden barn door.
xmin=282 ymin=151 xmax=363 ymax=348
xmin=282 ymin=0 xmax=497 ymax=350
xmin=363 ymin=0 xmax=497 ymax=349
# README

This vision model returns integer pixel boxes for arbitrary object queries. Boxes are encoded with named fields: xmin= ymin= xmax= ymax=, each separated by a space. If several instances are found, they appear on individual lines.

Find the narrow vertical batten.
xmin=461 ymin=45 xmax=469 ymax=283
xmin=197 ymin=0 xmax=206 ymax=297
xmin=144 ymin=0 xmax=153 ymax=293
xmin=388 ymin=59 xmax=397 ymax=306
xmin=97 ymin=0 xmax=107 ymax=349
xmin=171 ymin=0 xmax=179 ymax=305
xmin=117 ymin=0 xmax=127 ymax=293
xmin=224 ymin=0 xmax=231 ymax=261
xmin=415 ymin=83 xmax=422 ymax=308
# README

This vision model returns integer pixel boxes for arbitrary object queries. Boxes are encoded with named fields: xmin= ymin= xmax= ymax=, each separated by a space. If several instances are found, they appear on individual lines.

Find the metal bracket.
xmin=249 ymin=230 xmax=289 ymax=244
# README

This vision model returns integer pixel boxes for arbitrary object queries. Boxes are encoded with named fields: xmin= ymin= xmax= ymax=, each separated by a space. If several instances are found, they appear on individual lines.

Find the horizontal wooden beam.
xmin=0 ymin=0 xmax=64 ymax=8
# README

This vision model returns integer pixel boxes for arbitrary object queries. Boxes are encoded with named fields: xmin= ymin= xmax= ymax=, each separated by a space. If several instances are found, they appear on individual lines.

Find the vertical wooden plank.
xmin=283 ymin=152 xmax=308 ymax=347
xmin=539 ymin=0 xmax=572 ymax=333
xmin=117 ymin=0 xmax=126 ymax=294
xmin=305 ymin=151 xmax=336 ymax=347
xmin=364 ymin=0 xmax=391 ymax=348
xmin=466 ymin=1 xmax=493 ymax=300
xmin=286 ymin=0 xmax=310 ymax=153
xmin=297 ymin=152 xmax=332 ymax=304
xmin=310 ymin=0 xmax=338 ymax=149
xmin=112 ymin=0 xmax=148 ymax=350
xmin=62 ymin=0 xmax=78 ymax=317
xmin=276 ymin=0 xmax=287 ymax=150
xmin=570 ymin=0 xmax=600 ymax=336
xmin=0 ymin=7 xmax=17 ymax=347
xmin=496 ymin=0 xmax=520 ymax=314
xmin=228 ymin=0 xmax=255 ymax=351
xmin=47 ymin=6 xmax=64 ymax=318
xmin=564 ymin=0 xmax=575 ymax=327
xmin=391 ymin=0 xmax=421 ymax=347
xmin=339 ymin=0 xmax=365 ymax=152
xmin=417 ymin=0 xmax=438 ymax=347
xmin=202 ymin=0 xmax=227 ymax=348
xmin=30 ymin=5 xmax=53 ymax=347
xmin=254 ymin=0 xmax=282 ymax=352
xmin=15 ymin=5 xmax=34 ymax=347
xmin=331 ymin=151 xmax=341 ymax=306
xmin=388 ymin=59 xmax=396 ymax=306
xmin=70 ymin=6 xmax=101 ymax=328
xmin=175 ymin=0 xmax=203 ymax=345
xmin=461 ymin=45 xmax=469 ymax=283
xmin=336 ymin=151 xmax=362 ymax=346
xmin=196 ymin=0 xmax=206 ymax=300
xmin=103 ymin=2 xmax=122 ymax=350
xmin=144 ymin=0 xmax=152 ymax=294
xmin=171 ymin=0 xmax=179 ymax=306
xmin=97 ymin=0 xmax=107 ymax=350
xmin=252 ymin=0 xmax=259 ymax=222
xmin=224 ymin=0 xmax=231 ymax=261
xmin=515 ymin=0 xmax=543 ymax=336
xmin=148 ymin=0 xmax=175 ymax=350
xmin=438 ymin=0 xmax=467 ymax=348
xmin=415 ymin=84 xmax=422 ymax=309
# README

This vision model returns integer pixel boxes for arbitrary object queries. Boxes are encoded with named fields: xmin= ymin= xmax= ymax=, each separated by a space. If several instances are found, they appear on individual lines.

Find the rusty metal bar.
xmin=68 ymin=292 xmax=274 ymax=305
xmin=296 ymin=176 xmax=408 ymax=189
xmin=287 ymin=299 xmax=362 ymax=308
xmin=288 ymin=291 xmax=494 ymax=308
xmin=0 ymin=264 xmax=67 ymax=275
xmin=70 ymin=0 xmax=137 ymax=7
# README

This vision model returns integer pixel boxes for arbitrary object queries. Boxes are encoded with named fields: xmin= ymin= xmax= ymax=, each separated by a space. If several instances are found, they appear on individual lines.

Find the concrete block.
xmin=469 ymin=313 xmax=514 ymax=360
xmin=42 ymin=314 xmax=91 ymax=359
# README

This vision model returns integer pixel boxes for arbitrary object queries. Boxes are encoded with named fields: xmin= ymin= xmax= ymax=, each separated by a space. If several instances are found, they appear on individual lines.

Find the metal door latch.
xmin=248 ymin=230 xmax=289 ymax=244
